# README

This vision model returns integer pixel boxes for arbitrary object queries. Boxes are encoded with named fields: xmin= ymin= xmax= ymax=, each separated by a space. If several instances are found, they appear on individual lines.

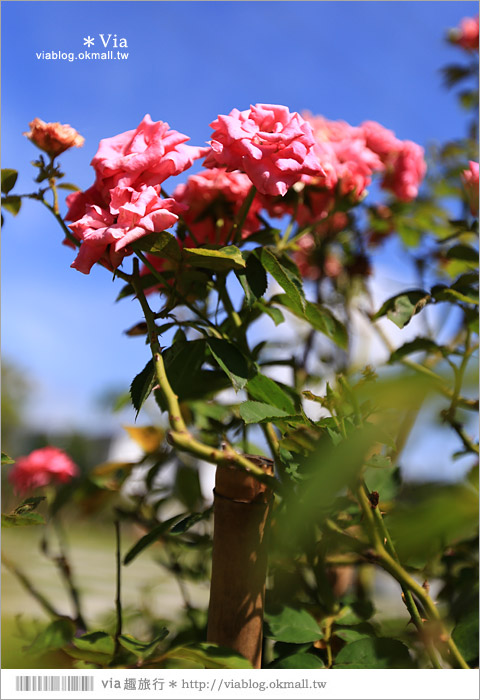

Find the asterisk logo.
xmin=169 ymin=681 xmax=177 ymax=688
xmin=83 ymin=36 xmax=95 ymax=47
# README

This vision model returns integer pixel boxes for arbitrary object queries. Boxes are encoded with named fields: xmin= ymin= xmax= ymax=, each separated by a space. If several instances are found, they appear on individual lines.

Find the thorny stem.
xmin=134 ymin=249 xmax=224 ymax=339
xmin=48 ymin=518 xmax=87 ymax=630
xmin=357 ymin=483 xmax=469 ymax=669
xmin=130 ymin=261 xmax=267 ymax=480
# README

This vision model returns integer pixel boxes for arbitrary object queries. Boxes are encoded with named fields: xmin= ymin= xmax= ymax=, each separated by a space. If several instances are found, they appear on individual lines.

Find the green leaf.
xmin=333 ymin=638 xmax=414 ymax=669
xmin=259 ymin=248 xmax=306 ymax=312
xmin=452 ymin=612 xmax=479 ymax=664
xmin=1 ymin=512 xmax=45 ymax=528
xmin=164 ymin=643 xmax=252 ymax=669
xmin=265 ymin=606 xmax=323 ymax=643
xmin=373 ymin=290 xmax=431 ymax=328
xmin=334 ymin=624 xmax=376 ymax=643
xmin=270 ymin=652 xmax=324 ymax=669
xmin=2 ymin=196 xmax=22 ymax=216
xmin=1 ymin=452 xmax=15 ymax=465
xmin=445 ymin=244 xmax=479 ymax=262
xmin=13 ymin=496 xmax=46 ymax=515
xmin=389 ymin=338 xmax=449 ymax=363
xmin=236 ymin=252 xmax=268 ymax=304
xmin=1 ymin=169 xmax=18 ymax=194
xmin=130 ymin=359 xmax=156 ymax=419
xmin=132 ymin=231 xmax=181 ymax=262
xmin=364 ymin=466 xmax=401 ymax=501
xmin=73 ymin=631 xmax=114 ymax=657
xmin=57 ymin=182 xmax=81 ymax=192
xmin=162 ymin=340 xmax=207 ymax=400
xmin=118 ymin=630 xmax=169 ymax=659
xmin=26 ymin=619 xmax=75 ymax=656
xmin=239 ymin=401 xmax=291 ymax=424
xmin=123 ymin=513 xmax=187 ymax=565
xmin=207 ymin=338 xmax=250 ymax=391
xmin=432 ymin=284 xmax=478 ymax=306
xmin=246 ymin=374 xmax=296 ymax=414
xmin=255 ymin=300 xmax=285 ymax=326
xmin=273 ymin=294 xmax=348 ymax=349
xmin=183 ymin=245 xmax=246 ymax=271
xmin=170 ymin=508 xmax=213 ymax=535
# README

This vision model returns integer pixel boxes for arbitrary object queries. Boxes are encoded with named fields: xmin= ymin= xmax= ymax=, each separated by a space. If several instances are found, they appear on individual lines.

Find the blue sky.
xmin=1 ymin=1 xmax=477 ymax=448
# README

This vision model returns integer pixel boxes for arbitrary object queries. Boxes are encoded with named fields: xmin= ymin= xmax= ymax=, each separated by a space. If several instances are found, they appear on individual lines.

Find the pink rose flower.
xmin=9 ymin=446 xmax=78 ymax=494
xmin=361 ymin=121 xmax=403 ymax=161
xmin=24 ymin=118 xmax=84 ymax=158
xmin=173 ymin=168 xmax=262 ymax=244
xmin=293 ymin=234 xmax=343 ymax=281
xmin=450 ymin=16 xmax=479 ymax=51
xmin=204 ymin=104 xmax=325 ymax=196
xmin=69 ymin=186 xmax=180 ymax=274
xmin=381 ymin=141 xmax=426 ymax=202
xmin=462 ymin=161 xmax=479 ymax=216
xmin=91 ymin=114 xmax=207 ymax=196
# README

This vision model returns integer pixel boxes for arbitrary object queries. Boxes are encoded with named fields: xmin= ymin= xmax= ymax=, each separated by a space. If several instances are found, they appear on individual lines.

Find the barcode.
xmin=15 ymin=676 xmax=94 ymax=692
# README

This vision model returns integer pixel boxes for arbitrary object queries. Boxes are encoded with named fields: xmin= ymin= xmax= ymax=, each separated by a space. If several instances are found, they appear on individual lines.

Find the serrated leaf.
xmin=1 ymin=169 xmax=18 ymax=194
xmin=433 ymin=284 xmax=478 ymax=306
xmin=265 ymin=606 xmax=323 ymax=643
xmin=374 ymin=290 xmax=431 ymax=328
xmin=270 ymin=652 xmax=324 ymax=669
xmin=334 ymin=623 xmax=376 ymax=643
xmin=207 ymin=338 xmax=250 ymax=391
xmin=452 ymin=612 xmax=479 ymax=664
xmin=132 ymin=231 xmax=181 ymax=262
xmin=26 ymin=619 xmax=75 ymax=656
xmin=445 ymin=244 xmax=479 ymax=262
xmin=259 ymin=248 xmax=305 ymax=311
xmin=239 ymin=401 xmax=291 ymax=424
xmin=236 ymin=251 xmax=268 ymax=304
xmin=118 ymin=630 xmax=168 ymax=658
xmin=1 ymin=452 xmax=15 ymax=465
xmin=2 ymin=512 xmax=45 ymax=528
xmin=123 ymin=425 xmax=164 ymax=453
xmin=273 ymin=294 xmax=348 ymax=349
xmin=183 ymin=245 xmax=246 ymax=271
xmin=2 ymin=196 xmax=22 ymax=216
xmin=246 ymin=374 xmax=296 ymax=414
xmin=333 ymin=637 xmax=414 ymax=668
xmin=162 ymin=340 xmax=207 ymax=401
xmin=123 ymin=513 xmax=187 ymax=565
xmin=130 ymin=359 xmax=156 ymax=419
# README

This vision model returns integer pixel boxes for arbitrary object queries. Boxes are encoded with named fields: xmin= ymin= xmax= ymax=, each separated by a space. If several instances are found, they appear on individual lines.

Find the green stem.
xmin=1 ymin=552 xmax=62 ymax=619
xmin=357 ymin=484 xmax=469 ymax=669
xmin=112 ymin=520 xmax=123 ymax=665
xmin=229 ymin=185 xmax=257 ymax=245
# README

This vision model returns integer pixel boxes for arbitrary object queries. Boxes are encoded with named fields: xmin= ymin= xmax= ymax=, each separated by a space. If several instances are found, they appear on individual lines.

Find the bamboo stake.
xmin=207 ymin=457 xmax=274 ymax=669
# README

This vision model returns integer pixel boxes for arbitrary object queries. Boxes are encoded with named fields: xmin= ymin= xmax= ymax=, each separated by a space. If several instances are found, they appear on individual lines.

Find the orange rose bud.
xmin=24 ymin=118 xmax=84 ymax=157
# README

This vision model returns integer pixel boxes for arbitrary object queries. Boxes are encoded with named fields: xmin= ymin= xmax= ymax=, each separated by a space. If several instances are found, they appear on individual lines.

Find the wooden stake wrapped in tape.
xmin=207 ymin=455 xmax=274 ymax=669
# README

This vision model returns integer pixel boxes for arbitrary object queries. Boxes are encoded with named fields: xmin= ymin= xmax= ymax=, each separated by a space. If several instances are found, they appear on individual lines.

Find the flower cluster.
xmin=204 ymin=104 xmax=325 ymax=196
xmin=25 ymin=118 xmax=84 ymax=158
xmin=9 ymin=446 xmax=78 ymax=494
xmin=449 ymin=16 xmax=479 ymax=51
xmin=462 ymin=161 xmax=479 ymax=216
xmin=66 ymin=115 xmax=206 ymax=273
xmin=173 ymin=168 xmax=263 ymax=244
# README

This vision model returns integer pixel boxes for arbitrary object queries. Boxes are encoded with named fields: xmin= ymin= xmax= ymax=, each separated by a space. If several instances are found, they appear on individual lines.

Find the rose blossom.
xmin=450 ymin=16 xmax=479 ymax=51
xmin=293 ymin=234 xmax=343 ymax=281
xmin=9 ymin=446 xmax=78 ymax=494
xmin=173 ymin=168 xmax=262 ymax=244
xmin=24 ymin=118 xmax=84 ymax=157
xmin=462 ymin=161 xmax=479 ymax=216
xmin=381 ymin=141 xmax=426 ymax=202
xmin=69 ymin=186 xmax=181 ymax=274
xmin=91 ymin=114 xmax=208 ymax=196
xmin=204 ymin=104 xmax=325 ymax=196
